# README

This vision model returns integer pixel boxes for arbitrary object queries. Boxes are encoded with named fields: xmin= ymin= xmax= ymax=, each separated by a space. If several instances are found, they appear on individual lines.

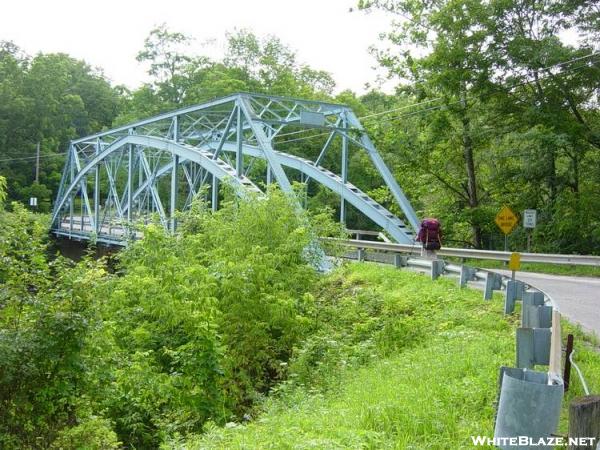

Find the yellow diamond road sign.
xmin=495 ymin=206 xmax=518 ymax=235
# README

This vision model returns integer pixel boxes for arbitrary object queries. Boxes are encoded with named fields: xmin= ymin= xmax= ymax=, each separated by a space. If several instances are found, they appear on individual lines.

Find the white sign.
xmin=523 ymin=209 xmax=537 ymax=228
xmin=29 ymin=197 xmax=38 ymax=207
xmin=299 ymin=111 xmax=325 ymax=127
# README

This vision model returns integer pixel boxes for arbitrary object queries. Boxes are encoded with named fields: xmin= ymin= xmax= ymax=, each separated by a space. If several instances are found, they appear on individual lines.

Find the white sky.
xmin=0 ymin=0 xmax=394 ymax=94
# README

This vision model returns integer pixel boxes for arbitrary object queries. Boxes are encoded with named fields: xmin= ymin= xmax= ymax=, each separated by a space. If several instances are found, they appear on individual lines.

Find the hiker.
xmin=416 ymin=218 xmax=442 ymax=259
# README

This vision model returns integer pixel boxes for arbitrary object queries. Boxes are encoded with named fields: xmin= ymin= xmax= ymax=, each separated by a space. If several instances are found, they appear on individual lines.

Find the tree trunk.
xmin=460 ymin=92 xmax=482 ymax=248
xmin=548 ymin=145 xmax=557 ymax=205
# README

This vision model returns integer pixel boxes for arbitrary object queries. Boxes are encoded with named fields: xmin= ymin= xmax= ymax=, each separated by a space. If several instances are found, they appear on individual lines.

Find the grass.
xmin=174 ymin=262 xmax=600 ymax=450
xmin=557 ymin=319 xmax=600 ymax=438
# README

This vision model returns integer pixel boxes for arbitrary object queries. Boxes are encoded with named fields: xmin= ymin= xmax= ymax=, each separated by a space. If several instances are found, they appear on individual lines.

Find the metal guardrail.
xmin=324 ymin=237 xmax=600 ymax=267
xmin=336 ymin=241 xmax=566 ymax=446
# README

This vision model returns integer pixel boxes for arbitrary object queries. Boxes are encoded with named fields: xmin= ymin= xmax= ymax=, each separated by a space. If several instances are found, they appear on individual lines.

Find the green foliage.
xmin=117 ymin=27 xmax=335 ymax=124
xmin=287 ymin=263 xmax=513 ymax=392
xmin=0 ymin=175 xmax=6 ymax=207
xmin=0 ymin=204 xmax=108 ymax=448
xmin=358 ymin=0 xmax=600 ymax=252
xmin=0 ymin=42 xmax=121 ymax=205
xmin=49 ymin=417 xmax=120 ymax=450
xmin=2 ymin=190 xmax=599 ymax=448
xmin=89 ymin=226 xmax=226 ymax=448
xmin=0 ymin=186 xmax=340 ymax=448
xmin=183 ymin=263 xmax=600 ymax=449
xmin=75 ymin=189 xmax=332 ymax=447
xmin=181 ymin=263 xmax=514 ymax=448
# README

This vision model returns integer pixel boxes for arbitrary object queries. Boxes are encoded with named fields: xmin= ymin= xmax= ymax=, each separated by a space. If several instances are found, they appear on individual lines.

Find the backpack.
xmin=417 ymin=218 xmax=442 ymax=250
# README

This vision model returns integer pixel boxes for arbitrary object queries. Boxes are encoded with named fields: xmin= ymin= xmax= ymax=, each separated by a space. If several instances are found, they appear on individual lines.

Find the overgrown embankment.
xmin=183 ymin=264 xmax=515 ymax=449
xmin=183 ymin=263 xmax=600 ymax=449
xmin=1 ymin=183 xmax=599 ymax=449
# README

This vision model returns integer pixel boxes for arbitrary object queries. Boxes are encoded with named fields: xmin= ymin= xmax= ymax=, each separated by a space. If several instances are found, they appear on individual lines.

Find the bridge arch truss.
xmin=51 ymin=93 xmax=419 ymax=245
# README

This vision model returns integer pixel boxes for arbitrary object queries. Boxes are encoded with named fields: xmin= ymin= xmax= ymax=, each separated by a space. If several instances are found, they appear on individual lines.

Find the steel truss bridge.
xmin=51 ymin=92 xmax=419 ymax=246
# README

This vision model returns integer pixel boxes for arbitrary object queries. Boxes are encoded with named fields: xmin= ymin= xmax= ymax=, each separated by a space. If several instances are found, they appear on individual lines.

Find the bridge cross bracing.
xmin=51 ymin=92 xmax=419 ymax=245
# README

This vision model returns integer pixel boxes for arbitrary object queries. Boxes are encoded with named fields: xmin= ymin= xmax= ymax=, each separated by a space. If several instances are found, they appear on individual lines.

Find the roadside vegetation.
xmin=183 ymin=265 xmax=600 ymax=450
xmin=2 ymin=178 xmax=599 ymax=449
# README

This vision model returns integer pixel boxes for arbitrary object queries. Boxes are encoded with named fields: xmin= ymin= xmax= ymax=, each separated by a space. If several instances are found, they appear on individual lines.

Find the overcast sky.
xmin=1 ymin=0 xmax=395 ymax=93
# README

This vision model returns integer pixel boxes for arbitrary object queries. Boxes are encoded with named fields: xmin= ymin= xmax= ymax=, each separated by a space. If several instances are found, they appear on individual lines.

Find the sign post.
xmin=508 ymin=252 xmax=521 ymax=280
xmin=495 ymin=205 xmax=518 ymax=252
xmin=523 ymin=209 xmax=537 ymax=252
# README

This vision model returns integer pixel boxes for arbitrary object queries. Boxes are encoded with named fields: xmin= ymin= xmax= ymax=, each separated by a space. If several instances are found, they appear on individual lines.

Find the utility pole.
xmin=35 ymin=142 xmax=40 ymax=183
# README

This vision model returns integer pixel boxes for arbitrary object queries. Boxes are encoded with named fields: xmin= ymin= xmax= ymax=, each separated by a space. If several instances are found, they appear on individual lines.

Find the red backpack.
xmin=417 ymin=218 xmax=442 ymax=250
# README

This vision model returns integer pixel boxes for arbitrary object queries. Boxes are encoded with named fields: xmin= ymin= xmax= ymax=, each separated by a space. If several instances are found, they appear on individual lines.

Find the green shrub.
xmin=50 ymin=417 xmax=120 ymax=450
xmin=0 ymin=204 xmax=107 ymax=448
xmin=86 ymin=189 xmax=335 ymax=446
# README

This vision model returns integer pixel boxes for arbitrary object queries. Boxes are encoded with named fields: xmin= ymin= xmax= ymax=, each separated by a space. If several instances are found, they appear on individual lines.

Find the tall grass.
xmin=177 ymin=262 xmax=600 ymax=449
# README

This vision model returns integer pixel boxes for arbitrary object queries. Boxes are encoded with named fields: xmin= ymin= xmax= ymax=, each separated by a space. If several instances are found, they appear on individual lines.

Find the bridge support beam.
xmin=170 ymin=116 xmax=179 ymax=232
xmin=94 ymin=139 xmax=101 ymax=234
xmin=212 ymin=176 xmax=219 ymax=212
xmin=340 ymin=114 xmax=348 ymax=224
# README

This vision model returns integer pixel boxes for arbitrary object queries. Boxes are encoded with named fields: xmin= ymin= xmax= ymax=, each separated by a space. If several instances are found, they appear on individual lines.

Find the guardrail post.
xmin=505 ymin=280 xmax=520 ymax=314
xmin=516 ymin=328 xmax=551 ymax=369
xmin=459 ymin=265 xmax=475 ymax=287
xmin=548 ymin=309 xmax=563 ymax=381
xmin=494 ymin=367 xmax=563 ymax=449
xmin=494 ymin=274 xmax=503 ymax=290
xmin=431 ymin=260 xmax=444 ymax=280
xmin=505 ymin=281 xmax=516 ymax=314
xmin=522 ymin=292 xmax=552 ymax=328
xmin=393 ymin=254 xmax=408 ymax=268
xmin=515 ymin=280 xmax=525 ymax=301
xmin=357 ymin=248 xmax=365 ymax=262
xmin=564 ymin=334 xmax=574 ymax=392
xmin=484 ymin=272 xmax=499 ymax=300
xmin=523 ymin=291 xmax=545 ymax=307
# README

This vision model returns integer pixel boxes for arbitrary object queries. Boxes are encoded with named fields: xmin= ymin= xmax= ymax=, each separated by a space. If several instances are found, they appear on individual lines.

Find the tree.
xmin=136 ymin=24 xmax=206 ymax=106
xmin=358 ymin=0 xmax=600 ymax=252
xmin=359 ymin=0 xmax=495 ymax=247
xmin=0 ymin=43 xmax=121 ymax=207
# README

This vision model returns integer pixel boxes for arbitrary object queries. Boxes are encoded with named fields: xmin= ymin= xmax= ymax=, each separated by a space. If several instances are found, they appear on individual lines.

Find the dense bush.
xmin=0 ymin=183 xmax=342 ymax=448
xmin=0 ymin=196 xmax=109 ymax=448
xmin=83 ymin=190 xmax=340 ymax=446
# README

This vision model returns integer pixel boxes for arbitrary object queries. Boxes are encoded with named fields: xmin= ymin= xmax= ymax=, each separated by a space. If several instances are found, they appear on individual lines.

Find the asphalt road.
xmin=490 ymin=269 xmax=600 ymax=338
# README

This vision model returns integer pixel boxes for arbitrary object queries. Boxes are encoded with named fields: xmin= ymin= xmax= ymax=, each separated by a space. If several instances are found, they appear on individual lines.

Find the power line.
xmin=0 ymin=153 xmax=66 ymax=163
xmin=525 ymin=51 xmax=600 ymax=75
xmin=367 ymin=53 xmax=600 ymax=127
xmin=367 ymin=50 xmax=599 ymax=120
xmin=275 ymin=55 xmax=598 ymax=147
xmin=273 ymin=96 xmax=449 ymax=144
xmin=359 ymin=97 xmax=443 ymax=119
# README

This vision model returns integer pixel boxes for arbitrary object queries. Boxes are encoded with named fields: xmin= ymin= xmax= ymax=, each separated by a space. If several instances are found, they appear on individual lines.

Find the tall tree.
xmin=136 ymin=24 xmax=205 ymax=106
xmin=359 ymin=0 xmax=495 ymax=247
xmin=359 ymin=0 xmax=600 ymax=252
xmin=0 ymin=43 xmax=121 ymax=208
